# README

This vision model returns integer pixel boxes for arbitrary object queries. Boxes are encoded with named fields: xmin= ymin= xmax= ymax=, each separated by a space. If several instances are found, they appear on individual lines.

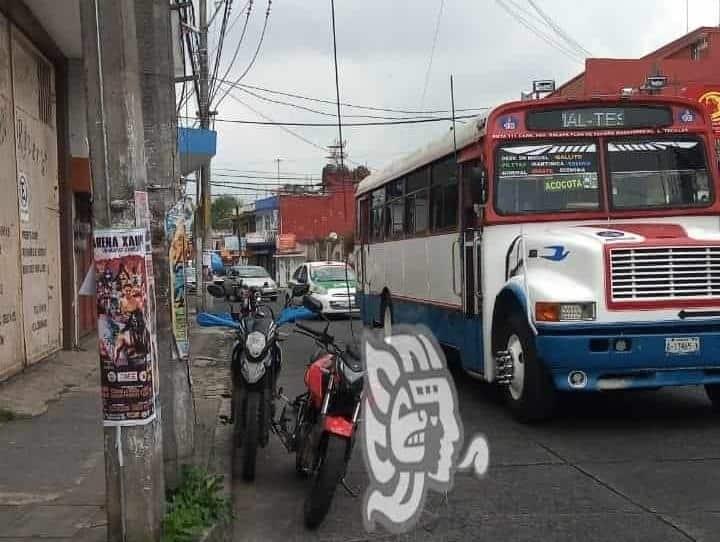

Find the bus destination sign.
xmin=526 ymin=106 xmax=673 ymax=131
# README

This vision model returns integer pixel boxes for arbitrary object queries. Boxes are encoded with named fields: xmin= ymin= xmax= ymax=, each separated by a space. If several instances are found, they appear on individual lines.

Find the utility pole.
xmin=275 ymin=157 xmax=282 ymax=182
xmin=80 ymin=1 xmax=165 ymax=540
xmin=198 ymin=0 xmax=212 ymax=308
xmin=135 ymin=0 xmax=195 ymax=490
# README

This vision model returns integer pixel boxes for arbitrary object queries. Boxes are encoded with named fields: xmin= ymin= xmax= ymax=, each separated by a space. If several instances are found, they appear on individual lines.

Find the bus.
xmin=354 ymin=95 xmax=720 ymax=421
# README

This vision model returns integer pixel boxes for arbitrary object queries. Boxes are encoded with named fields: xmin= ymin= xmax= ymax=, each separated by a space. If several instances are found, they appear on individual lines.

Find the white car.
xmin=227 ymin=265 xmax=279 ymax=300
xmin=288 ymin=261 xmax=358 ymax=314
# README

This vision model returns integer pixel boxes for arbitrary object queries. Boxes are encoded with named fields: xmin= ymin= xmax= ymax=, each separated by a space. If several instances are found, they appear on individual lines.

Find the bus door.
xmin=463 ymin=230 xmax=481 ymax=317
xmin=461 ymin=161 xmax=484 ymax=317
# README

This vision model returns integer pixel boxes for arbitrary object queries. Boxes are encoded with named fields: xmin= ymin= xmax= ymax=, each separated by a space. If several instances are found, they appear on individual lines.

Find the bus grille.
xmin=610 ymin=246 xmax=720 ymax=302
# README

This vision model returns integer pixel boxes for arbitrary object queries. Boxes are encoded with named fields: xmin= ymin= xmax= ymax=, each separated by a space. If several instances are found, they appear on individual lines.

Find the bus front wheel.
xmin=498 ymin=312 xmax=556 ymax=423
xmin=705 ymin=384 xmax=720 ymax=412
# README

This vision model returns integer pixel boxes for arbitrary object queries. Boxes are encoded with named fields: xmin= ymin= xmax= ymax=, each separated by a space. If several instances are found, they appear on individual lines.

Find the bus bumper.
xmin=535 ymin=321 xmax=720 ymax=392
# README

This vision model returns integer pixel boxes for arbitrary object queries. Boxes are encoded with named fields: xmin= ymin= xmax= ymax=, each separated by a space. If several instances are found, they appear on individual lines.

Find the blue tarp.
xmin=196 ymin=306 xmax=317 ymax=329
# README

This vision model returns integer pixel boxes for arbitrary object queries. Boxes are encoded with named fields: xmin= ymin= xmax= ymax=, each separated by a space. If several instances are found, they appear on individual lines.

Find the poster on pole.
xmin=94 ymin=228 xmax=156 ymax=426
xmin=166 ymin=197 xmax=194 ymax=359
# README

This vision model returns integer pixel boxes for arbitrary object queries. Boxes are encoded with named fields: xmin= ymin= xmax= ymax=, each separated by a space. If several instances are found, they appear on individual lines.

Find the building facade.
xmin=552 ymin=27 xmax=720 ymax=143
xmin=0 ymin=1 xmax=89 ymax=381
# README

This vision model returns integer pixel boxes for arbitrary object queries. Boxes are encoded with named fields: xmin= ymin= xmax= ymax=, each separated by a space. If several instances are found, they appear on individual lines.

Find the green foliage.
xmin=162 ymin=466 xmax=230 ymax=542
xmin=211 ymin=195 xmax=241 ymax=230
xmin=0 ymin=408 xmax=16 ymax=423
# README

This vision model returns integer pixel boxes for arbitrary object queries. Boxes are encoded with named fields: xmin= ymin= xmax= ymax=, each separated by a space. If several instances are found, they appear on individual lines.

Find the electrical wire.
xmin=419 ymin=0 xmax=445 ymax=110
xmin=208 ymin=0 xmax=232 ymax=99
xmin=213 ymin=0 xmax=272 ymax=110
xmin=179 ymin=113 xmax=479 ymax=126
xmin=226 ymin=80 xmax=489 ymax=115
xmin=496 ymin=0 xmax=584 ymax=63
xmin=211 ymin=0 xmax=254 ymax=103
xmin=526 ymin=0 xmax=593 ymax=58
xmin=222 ymin=80 xmax=464 ymax=121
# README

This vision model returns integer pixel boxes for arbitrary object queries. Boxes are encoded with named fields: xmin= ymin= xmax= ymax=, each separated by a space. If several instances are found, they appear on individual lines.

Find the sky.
xmin=190 ymin=0 xmax=720 ymax=202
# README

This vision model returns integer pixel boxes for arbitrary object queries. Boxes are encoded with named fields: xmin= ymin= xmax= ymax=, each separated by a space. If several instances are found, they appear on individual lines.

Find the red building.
xmin=274 ymin=171 xmax=357 ymax=286
xmin=552 ymin=27 xmax=720 ymax=139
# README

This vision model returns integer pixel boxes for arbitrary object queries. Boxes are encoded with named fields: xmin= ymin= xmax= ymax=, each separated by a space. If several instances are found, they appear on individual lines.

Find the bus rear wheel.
xmin=705 ymin=384 xmax=720 ymax=412
xmin=498 ymin=312 xmax=556 ymax=423
xmin=379 ymin=295 xmax=393 ymax=338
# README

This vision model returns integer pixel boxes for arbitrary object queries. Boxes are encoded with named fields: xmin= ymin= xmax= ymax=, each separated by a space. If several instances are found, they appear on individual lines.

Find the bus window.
xmin=462 ymin=161 xmax=485 ymax=228
xmin=607 ymin=138 xmax=712 ymax=210
xmin=386 ymin=178 xmax=405 ymax=238
xmin=370 ymin=188 xmax=385 ymax=242
xmin=358 ymin=197 xmax=370 ymax=244
xmin=495 ymin=142 xmax=600 ymax=214
xmin=405 ymin=167 xmax=430 ymax=235
xmin=431 ymin=155 xmax=458 ymax=230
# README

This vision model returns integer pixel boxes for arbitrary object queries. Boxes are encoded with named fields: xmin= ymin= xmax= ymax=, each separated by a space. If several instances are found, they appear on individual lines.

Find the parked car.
xmin=227 ymin=265 xmax=279 ymax=300
xmin=287 ymin=261 xmax=358 ymax=315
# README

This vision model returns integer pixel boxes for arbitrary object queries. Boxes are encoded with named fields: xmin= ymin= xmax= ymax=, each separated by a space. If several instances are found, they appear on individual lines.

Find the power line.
xmin=526 ymin=0 xmax=593 ymax=58
xmin=218 ymin=89 xmax=370 ymax=169
xmin=225 ymin=80 xmax=452 ymax=121
xmin=211 ymin=0 xmax=254 ymax=102
xmin=214 ymin=172 xmax=322 ymax=181
xmin=229 ymin=80 xmax=489 ymax=115
xmin=213 ymin=0 xmax=272 ymax=110
xmin=496 ymin=0 xmax=584 ymax=63
xmin=420 ymin=0 xmax=445 ymax=110
xmin=179 ymin=113 xmax=479 ymax=126
xmin=208 ymin=0 xmax=233 ymax=99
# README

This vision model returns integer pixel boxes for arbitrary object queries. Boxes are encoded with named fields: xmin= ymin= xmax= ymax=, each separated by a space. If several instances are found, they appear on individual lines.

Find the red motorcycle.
xmin=275 ymin=294 xmax=364 ymax=529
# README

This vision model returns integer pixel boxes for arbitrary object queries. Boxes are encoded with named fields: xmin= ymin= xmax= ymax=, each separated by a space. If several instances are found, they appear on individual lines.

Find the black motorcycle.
xmin=207 ymin=280 xmax=282 ymax=481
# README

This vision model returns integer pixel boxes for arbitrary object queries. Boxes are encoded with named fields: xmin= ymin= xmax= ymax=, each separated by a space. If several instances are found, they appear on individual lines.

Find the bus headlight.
xmin=535 ymin=302 xmax=596 ymax=322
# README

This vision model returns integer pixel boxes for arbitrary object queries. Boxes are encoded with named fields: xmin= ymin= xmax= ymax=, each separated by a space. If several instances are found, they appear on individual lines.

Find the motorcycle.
xmin=206 ymin=279 xmax=279 ymax=482
xmin=274 ymin=290 xmax=365 ymax=529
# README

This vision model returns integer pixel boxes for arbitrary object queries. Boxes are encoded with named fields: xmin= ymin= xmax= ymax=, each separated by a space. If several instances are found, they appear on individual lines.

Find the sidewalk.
xmin=0 ymin=310 xmax=232 ymax=541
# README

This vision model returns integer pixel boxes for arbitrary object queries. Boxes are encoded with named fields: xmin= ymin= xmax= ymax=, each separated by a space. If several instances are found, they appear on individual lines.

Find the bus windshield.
xmin=607 ymin=138 xmax=712 ymax=210
xmin=495 ymin=142 xmax=600 ymax=214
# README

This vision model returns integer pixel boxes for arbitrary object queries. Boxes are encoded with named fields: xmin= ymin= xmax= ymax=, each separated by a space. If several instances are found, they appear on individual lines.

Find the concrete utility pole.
xmin=80 ymin=1 xmax=165 ymax=540
xmin=198 ymin=0 xmax=211 ymax=308
xmin=135 ymin=0 xmax=195 ymax=490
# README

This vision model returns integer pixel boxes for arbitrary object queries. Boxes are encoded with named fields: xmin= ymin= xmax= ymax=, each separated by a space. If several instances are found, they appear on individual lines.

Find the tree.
xmin=211 ymin=195 xmax=241 ymax=230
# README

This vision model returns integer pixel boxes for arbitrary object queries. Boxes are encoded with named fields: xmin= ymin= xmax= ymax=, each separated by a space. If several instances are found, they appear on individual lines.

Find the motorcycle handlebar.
xmin=295 ymin=322 xmax=334 ymax=345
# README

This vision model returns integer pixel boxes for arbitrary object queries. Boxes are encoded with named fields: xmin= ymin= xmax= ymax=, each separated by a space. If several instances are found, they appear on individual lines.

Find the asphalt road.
xmin=231 ymin=301 xmax=720 ymax=542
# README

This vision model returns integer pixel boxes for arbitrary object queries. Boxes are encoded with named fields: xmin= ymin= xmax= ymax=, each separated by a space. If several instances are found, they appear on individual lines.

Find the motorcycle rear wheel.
xmin=303 ymin=434 xmax=347 ymax=529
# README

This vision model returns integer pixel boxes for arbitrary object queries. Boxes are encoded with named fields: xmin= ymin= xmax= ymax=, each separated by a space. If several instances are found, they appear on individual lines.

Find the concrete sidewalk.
xmin=0 ymin=339 xmax=106 ymax=541
xmin=0 ymin=312 xmax=232 ymax=541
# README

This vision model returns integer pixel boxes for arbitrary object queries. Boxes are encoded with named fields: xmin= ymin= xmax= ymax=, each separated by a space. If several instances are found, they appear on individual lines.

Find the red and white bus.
xmin=355 ymin=95 xmax=720 ymax=421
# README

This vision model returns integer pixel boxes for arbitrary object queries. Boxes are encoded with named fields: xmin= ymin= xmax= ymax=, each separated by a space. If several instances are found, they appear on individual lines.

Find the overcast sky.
xmin=196 ymin=0 xmax=720 ymax=201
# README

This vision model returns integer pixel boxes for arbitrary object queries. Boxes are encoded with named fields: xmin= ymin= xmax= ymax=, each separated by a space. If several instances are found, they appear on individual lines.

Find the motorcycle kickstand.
xmin=340 ymin=477 xmax=360 ymax=498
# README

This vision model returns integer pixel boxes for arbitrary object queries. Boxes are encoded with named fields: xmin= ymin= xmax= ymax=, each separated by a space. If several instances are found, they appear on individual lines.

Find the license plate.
xmin=665 ymin=337 xmax=700 ymax=354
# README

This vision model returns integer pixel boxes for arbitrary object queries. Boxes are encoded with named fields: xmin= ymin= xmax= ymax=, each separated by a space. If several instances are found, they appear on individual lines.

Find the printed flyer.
xmin=94 ymin=228 xmax=156 ymax=426
xmin=166 ymin=197 xmax=194 ymax=359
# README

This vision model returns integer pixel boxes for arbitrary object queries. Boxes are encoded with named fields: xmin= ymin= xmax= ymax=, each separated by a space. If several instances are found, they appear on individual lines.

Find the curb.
xmin=199 ymin=397 xmax=233 ymax=542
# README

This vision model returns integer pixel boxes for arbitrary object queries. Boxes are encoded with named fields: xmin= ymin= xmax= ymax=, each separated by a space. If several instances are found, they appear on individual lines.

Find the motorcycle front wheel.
xmin=238 ymin=390 xmax=261 ymax=482
xmin=303 ymin=434 xmax=347 ymax=529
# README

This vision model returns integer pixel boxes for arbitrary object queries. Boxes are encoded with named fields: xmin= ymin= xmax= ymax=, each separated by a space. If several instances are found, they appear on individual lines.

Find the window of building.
xmin=430 ymin=155 xmax=458 ymax=231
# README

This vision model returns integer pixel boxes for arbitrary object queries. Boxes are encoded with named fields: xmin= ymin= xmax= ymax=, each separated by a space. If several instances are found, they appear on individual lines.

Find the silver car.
xmin=227 ymin=265 xmax=279 ymax=300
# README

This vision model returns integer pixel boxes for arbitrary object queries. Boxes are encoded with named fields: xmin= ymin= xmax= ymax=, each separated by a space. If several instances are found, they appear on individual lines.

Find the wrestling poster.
xmin=166 ymin=198 xmax=194 ymax=360
xmin=94 ymin=228 xmax=156 ymax=426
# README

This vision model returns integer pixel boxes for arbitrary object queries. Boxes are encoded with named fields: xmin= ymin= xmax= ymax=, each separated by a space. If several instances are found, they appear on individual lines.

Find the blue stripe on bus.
xmin=358 ymin=292 xmax=484 ymax=373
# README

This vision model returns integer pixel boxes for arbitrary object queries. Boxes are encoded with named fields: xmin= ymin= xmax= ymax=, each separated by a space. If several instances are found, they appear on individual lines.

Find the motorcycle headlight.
xmin=246 ymin=331 xmax=266 ymax=358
